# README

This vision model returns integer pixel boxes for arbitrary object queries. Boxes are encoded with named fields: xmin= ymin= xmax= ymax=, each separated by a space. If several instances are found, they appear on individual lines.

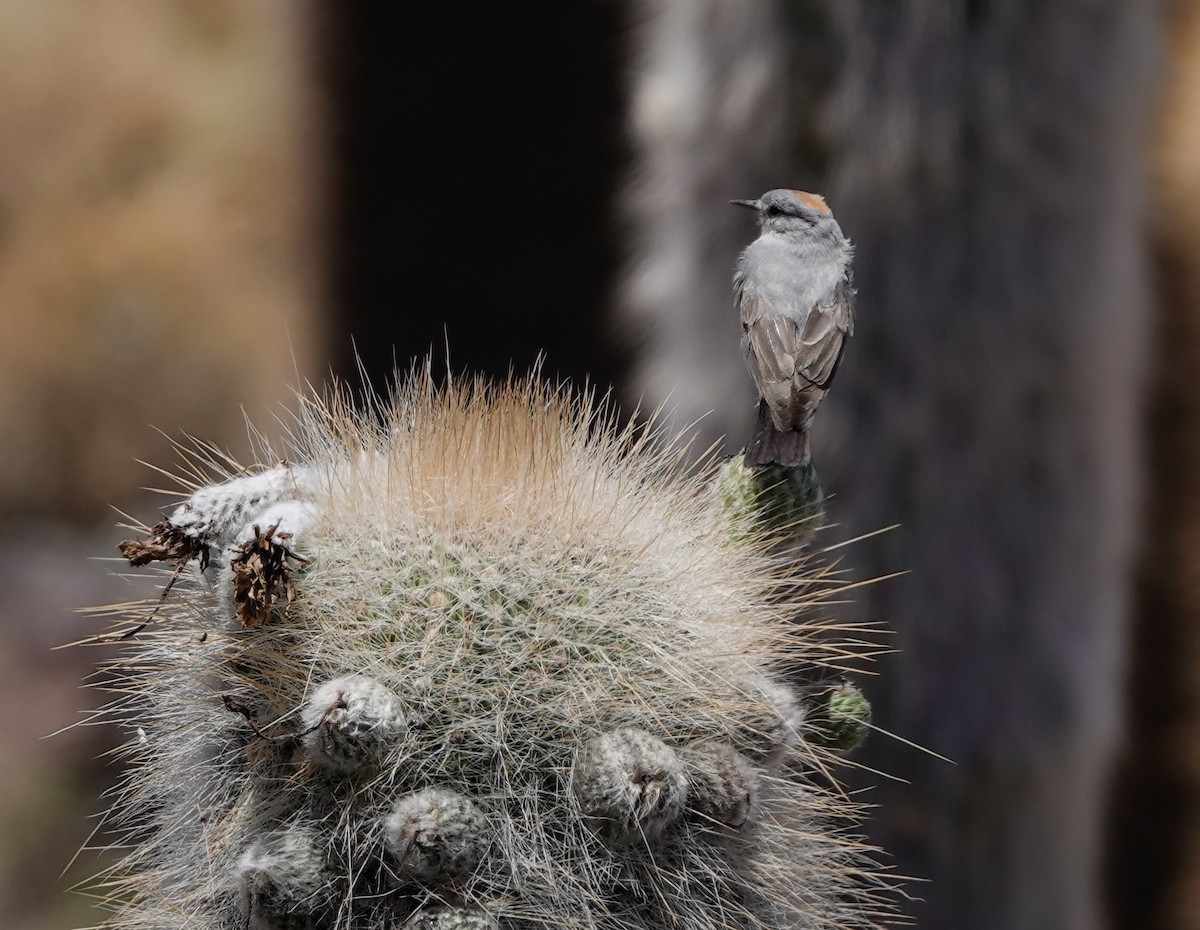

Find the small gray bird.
xmin=732 ymin=189 xmax=854 ymax=467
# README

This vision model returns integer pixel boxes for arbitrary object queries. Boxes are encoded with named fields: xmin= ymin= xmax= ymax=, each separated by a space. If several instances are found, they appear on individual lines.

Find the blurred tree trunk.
xmin=1107 ymin=3 xmax=1200 ymax=928
xmin=619 ymin=2 xmax=1158 ymax=928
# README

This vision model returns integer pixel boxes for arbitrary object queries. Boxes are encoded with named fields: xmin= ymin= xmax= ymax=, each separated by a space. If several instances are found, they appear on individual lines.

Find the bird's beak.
xmin=729 ymin=199 xmax=761 ymax=210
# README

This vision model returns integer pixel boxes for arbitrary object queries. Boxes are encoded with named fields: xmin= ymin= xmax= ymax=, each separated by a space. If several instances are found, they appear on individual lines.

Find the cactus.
xmin=714 ymin=455 xmax=825 ymax=543
xmin=83 ymin=373 xmax=892 ymax=928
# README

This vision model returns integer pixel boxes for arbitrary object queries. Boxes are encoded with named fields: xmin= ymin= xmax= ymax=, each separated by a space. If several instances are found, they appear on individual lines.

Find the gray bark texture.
xmin=617 ymin=3 xmax=1159 ymax=928
xmin=1106 ymin=4 xmax=1200 ymax=928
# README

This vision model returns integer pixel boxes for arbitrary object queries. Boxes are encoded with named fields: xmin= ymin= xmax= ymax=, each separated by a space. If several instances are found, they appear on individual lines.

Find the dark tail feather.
xmin=744 ymin=400 xmax=810 ymax=466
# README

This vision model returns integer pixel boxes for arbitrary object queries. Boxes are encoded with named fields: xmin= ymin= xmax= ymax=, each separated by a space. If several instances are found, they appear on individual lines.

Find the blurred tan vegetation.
xmin=0 ymin=0 xmax=321 ymax=524
xmin=0 ymin=3 xmax=321 ymax=928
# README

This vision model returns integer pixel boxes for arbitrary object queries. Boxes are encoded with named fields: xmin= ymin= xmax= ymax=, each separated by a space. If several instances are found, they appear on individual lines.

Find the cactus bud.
xmin=237 ymin=825 xmax=338 ymax=930
xmin=572 ymin=728 xmax=688 ymax=845
xmin=301 ymin=675 xmax=408 ymax=773
xmin=804 ymin=682 xmax=872 ymax=752
xmin=408 ymin=907 xmax=500 ymax=930
xmin=680 ymin=741 xmax=756 ymax=828
xmin=383 ymin=788 xmax=490 ymax=882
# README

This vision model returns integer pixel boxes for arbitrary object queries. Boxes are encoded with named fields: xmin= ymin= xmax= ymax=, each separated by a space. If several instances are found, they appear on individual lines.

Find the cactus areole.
xmin=84 ymin=372 xmax=894 ymax=929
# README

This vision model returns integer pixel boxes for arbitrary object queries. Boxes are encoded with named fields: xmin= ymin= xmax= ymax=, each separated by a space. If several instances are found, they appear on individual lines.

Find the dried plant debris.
xmin=117 ymin=520 xmax=210 ymax=569
xmin=231 ymin=522 xmax=309 ymax=625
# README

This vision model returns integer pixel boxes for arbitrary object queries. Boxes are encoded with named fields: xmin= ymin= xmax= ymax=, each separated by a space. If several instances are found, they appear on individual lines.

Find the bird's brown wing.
xmin=797 ymin=271 xmax=855 ymax=386
xmin=739 ymin=272 xmax=855 ymax=429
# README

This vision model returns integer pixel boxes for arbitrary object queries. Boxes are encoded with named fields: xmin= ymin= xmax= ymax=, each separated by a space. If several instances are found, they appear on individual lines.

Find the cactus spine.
xmin=85 ymin=373 xmax=891 ymax=928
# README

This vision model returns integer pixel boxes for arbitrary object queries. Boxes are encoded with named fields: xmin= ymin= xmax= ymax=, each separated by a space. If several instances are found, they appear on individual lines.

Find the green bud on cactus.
xmin=713 ymin=454 xmax=760 ymax=539
xmin=804 ymin=681 xmax=872 ymax=752
xmin=751 ymin=460 xmax=825 ymax=535
xmin=714 ymin=454 xmax=825 ymax=540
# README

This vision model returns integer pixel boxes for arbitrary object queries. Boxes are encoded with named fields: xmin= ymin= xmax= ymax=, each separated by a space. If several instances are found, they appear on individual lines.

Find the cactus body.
xmin=88 ymin=375 xmax=890 ymax=928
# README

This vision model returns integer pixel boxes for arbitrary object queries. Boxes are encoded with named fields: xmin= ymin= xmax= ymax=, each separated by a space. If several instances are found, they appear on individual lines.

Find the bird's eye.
xmin=764 ymin=205 xmax=783 ymax=217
